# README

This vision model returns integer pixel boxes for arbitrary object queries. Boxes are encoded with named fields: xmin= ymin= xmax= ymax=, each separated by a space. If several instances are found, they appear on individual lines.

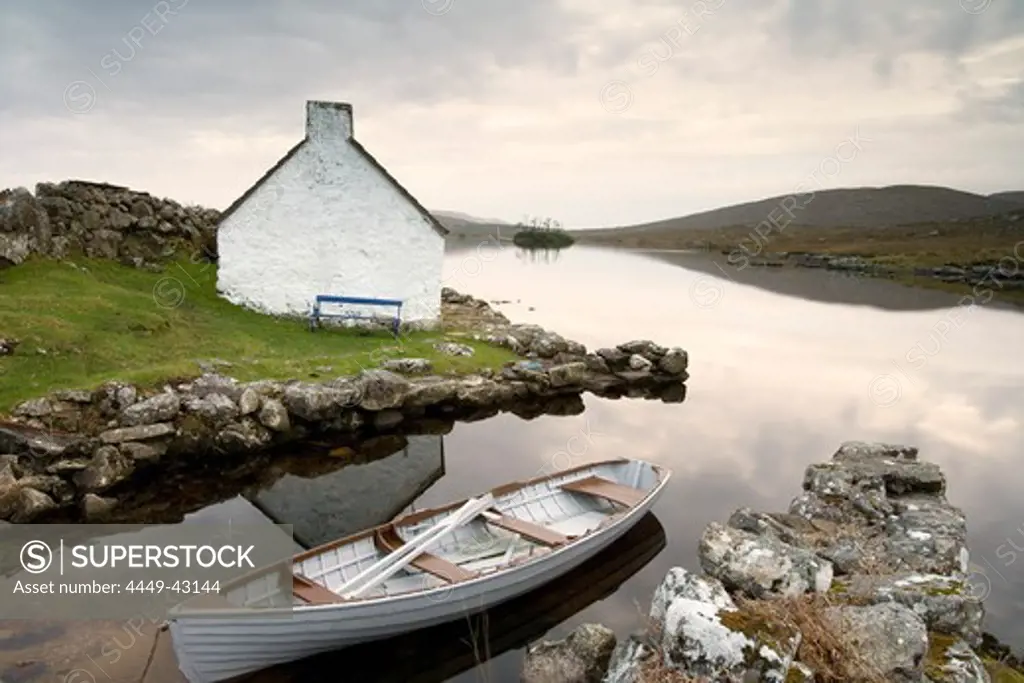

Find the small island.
xmin=512 ymin=216 xmax=576 ymax=249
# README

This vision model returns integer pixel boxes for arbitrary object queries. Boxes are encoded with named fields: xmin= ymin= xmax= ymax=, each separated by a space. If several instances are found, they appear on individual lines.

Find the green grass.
xmin=986 ymin=660 xmax=1024 ymax=683
xmin=0 ymin=257 xmax=518 ymax=412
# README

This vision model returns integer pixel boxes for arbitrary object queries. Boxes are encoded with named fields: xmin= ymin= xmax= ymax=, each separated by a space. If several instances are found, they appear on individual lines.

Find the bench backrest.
xmin=314 ymin=295 xmax=402 ymax=308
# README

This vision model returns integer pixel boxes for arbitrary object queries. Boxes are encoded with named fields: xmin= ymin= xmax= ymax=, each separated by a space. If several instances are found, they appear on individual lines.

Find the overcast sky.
xmin=2 ymin=0 xmax=1023 ymax=227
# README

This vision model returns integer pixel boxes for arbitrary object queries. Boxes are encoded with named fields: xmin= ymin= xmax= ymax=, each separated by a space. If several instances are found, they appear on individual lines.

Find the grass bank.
xmin=0 ymin=257 xmax=518 ymax=412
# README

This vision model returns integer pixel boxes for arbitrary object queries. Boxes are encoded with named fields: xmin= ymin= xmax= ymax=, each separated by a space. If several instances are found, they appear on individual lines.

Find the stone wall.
xmin=524 ymin=442 xmax=1001 ymax=683
xmin=0 ymin=180 xmax=219 ymax=269
xmin=0 ymin=292 xmax=688 ymax=523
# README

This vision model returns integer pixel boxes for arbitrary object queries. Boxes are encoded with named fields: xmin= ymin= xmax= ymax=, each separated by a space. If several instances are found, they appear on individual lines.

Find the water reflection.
xmin=515 ymin=246 xmax=563 ymax=264
xmin=253 ymin=435 xmax=445 ymax=547
xmin=438 ymin=242 xmax=1024 ymax=659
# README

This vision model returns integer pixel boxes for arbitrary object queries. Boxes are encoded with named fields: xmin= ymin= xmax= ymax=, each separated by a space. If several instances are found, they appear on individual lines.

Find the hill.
xmin=432 ymin=210 xmax=512 ymax=240
xmin=990 ymin=191 xmax=1024 ymax=204
xmin=571 ymin=185 xmax=1024 ymax=239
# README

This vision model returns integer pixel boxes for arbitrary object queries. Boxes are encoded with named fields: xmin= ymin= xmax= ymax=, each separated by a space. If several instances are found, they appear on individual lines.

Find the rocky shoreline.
xmin=724 ymin=250 xmax=1024 ymax=293
xmin=0 ymin=289 xmax=688 ymax=524
xmin=523 ymin=442 xmax=1014 ymax=683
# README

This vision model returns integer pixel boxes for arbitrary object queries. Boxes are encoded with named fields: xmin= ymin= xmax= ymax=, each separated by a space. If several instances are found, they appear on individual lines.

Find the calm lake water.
xmin=2 ymin=243 xmax=1022 ymax=682
xmin=433 ymin=242 xmax=1024 ymax=682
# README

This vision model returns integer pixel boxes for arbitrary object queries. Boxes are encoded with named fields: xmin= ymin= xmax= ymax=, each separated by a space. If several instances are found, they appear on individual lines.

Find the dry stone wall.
xmin=0 ymin=180 xmax=219 ymax=269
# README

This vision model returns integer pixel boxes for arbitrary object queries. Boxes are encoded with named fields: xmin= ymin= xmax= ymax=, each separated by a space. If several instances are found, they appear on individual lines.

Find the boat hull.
xmin=170 ymin=474 xmax=667 ymax=683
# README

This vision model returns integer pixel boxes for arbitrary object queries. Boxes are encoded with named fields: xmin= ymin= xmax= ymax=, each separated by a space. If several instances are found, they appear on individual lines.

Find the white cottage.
xmin=216 ymin=100 xmax=448 ymax=326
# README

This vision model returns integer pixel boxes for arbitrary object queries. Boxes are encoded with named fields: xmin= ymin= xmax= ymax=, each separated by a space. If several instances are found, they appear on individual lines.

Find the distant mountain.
xmin=571 ymin=185 xmax=1024 ymax=238
xmin=990 ymin=191 xmax=1024 ymax=204
xmin=432 ymin=210 xmax=510 ymax=225
xmin=432 ymin=210 xmax=512 ymax=239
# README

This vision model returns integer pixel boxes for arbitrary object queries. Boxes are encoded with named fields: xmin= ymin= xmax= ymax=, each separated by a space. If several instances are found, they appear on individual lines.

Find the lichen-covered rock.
xmin=380 ymin=358 xmax=433 ymax=374
xmin=237 ymin=387 xmax=261 ymax=415
xmin=15 ymin=487 xmax=57 ymax=520
xmin=215 ymin=418 xmax=272 ymax=454
xmin=660 ymin=588 xmax=798 ymax=681
xmin=884 ymin=495 xmax=970 ymax=576
xmin=453 ymin=376 xmax=505 ymax=407
xmin=99 ymin=422 xmax=175 ymax=444
xmin=650 ymin=567 xmax=735 ymax=623
xmin=0 ymin=461 xmax=21 ymax=519
xmin=118 ymin=441 xmax=164 ymax=463
xmin=283 ymin=383 xmax=360 ymax=421
xmin=53 ymin=389 xmax=93 ymax=404
xmin=188 ymin=373 xmax=243 ymax=401
xmin=182 ymin=393 xmax=239 ymax=425
xmin=832 ymin=573 xmax=983 ymax=647
xmin=434 ymin=341 xmax=474 ymax=357
xmin=605 ymin=568 xmax=800 ymax=683
xmin=356 ymin=370 xmax=412 ymax=411
xmin=617 ymin=340 xmax=667 ymax=358
xmin=402 ymin=377 xmax=460 ymax=407
xmin=924 ymin=634 xmax=991 ymax=683
xmin=627 ymin=354 xmax=652 ymax=371
xmin=81 ymin=492 xmax=117 ymax=520
xmin=658 ymin=348 xmax=688 ymax=375
xmin=699 ymin=522 xmax=834 ymax=598
xmin=824 ymin=602 xmax=928 ymax=682
xmin=548 ymin=361 xmax=588 ymax=388
xmin=12 ymin=398 xmax=52 ymax=418
xmin=0 ymin=181 xmax=217 ymax=269
xmin=120 ymin=391 xmax=180 ymax=427
xmin=521 ymin=623 xmax=616 ymax=683
xmin=73 ymin=445 xmax=134 ymax=493
xmin=257 ymin=398 xmax=290 ymax=432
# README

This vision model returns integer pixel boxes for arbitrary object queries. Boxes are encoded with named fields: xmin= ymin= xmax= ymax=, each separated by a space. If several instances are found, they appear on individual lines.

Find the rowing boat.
xmin=167 ymin=457 xmax=672 ymax=682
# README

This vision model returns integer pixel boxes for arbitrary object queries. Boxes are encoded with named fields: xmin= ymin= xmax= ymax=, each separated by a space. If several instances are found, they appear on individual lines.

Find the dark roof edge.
xmin=347 ymin=138 xmax=449 ymax=237
xmin=217 ymin=139 xmax=307 ymax=224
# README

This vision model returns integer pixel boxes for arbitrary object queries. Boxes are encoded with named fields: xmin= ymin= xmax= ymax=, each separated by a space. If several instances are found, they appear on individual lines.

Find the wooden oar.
xmin=337 ymin=494 xmax=494 ymax=598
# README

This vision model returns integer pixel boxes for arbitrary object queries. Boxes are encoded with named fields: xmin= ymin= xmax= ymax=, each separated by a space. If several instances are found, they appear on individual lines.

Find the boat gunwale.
xmin=169 ymin=457 xmax=670 ymax=616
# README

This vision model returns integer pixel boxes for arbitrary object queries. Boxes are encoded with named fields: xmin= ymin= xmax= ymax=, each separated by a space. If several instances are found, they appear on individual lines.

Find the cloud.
xmin=1 ymin=0 xmax=1022 ymax=225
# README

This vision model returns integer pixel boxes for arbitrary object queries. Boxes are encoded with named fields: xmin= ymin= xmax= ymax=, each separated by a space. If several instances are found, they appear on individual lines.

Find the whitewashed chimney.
xmin=305 ymin=100 xmax=353 ymax=143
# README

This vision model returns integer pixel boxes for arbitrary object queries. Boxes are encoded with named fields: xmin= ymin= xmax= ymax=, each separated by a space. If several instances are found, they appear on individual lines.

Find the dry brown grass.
xmin=732 ymin=594 xmax=889 ymax=683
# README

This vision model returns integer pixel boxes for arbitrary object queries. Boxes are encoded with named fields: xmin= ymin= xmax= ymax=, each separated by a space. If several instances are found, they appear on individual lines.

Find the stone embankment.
xmin=523 ymin=442 xmax=1001 ymax=683
xmin=727 ymin=250 xmax=1024 ymax=291
xmin=0 ymin=180 xmax=219 ymax=268
xmin=0 ymin=290 xmax=688 ymax=523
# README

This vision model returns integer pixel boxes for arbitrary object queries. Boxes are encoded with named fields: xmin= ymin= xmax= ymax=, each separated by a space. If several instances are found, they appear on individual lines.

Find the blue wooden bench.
xmin=309 ymin=295 xmax=403 ymax=336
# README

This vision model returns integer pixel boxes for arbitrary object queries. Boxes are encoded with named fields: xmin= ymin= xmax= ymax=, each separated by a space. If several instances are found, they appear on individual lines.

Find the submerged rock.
xmin=521 ymin=623 xmax=616 ymax=683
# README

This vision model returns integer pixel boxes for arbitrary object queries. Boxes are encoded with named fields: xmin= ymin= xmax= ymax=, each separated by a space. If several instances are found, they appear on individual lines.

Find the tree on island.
xmin=512 ymin=215 xmax=576 ymax=249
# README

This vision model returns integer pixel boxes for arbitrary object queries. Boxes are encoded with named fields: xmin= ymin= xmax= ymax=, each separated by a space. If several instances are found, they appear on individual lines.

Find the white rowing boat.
xmin=167 ymin=457 xmax=671 ymax=682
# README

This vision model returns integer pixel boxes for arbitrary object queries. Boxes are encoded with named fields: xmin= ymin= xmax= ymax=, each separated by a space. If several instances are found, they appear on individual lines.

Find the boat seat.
xmin=482 ymin=510 xmax=571 ymax=547
xmin=293 ymin=573 xmax=346 ymax=604
xmin=376 ymin=527 xmax=478 ymax=583
xmin=560 ymin=475 xmax=647 ymax=508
